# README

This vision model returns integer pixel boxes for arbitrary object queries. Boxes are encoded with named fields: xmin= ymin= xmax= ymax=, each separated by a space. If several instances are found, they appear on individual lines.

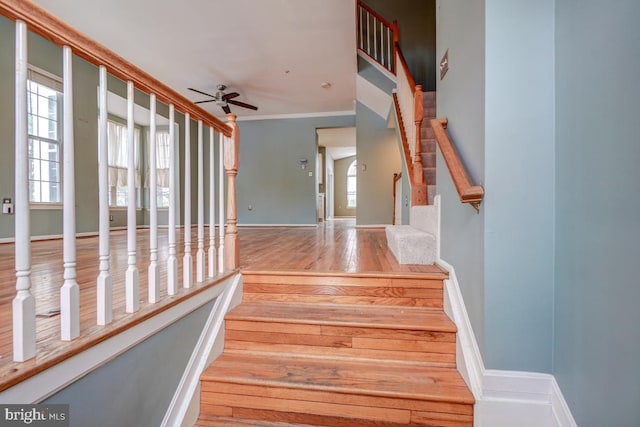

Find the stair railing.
xmin=430 ymin=119 xmax=484 ymax=211
xmin=357 ymin=1 xmax=398 ymax=74
xmin=1 ymin=0 xmax=240 ymax=366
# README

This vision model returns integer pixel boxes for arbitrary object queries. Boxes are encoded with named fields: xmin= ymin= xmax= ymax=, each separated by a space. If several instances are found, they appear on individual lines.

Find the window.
xmin=107 ymin=120 xmax=141 ymax=207
xmin=148 ymin=129 xmax=171 ymax=208
xmin=347 ymin=160 xmax=357 ymax=208
xmin=27 ymin=67 xmax=63 ymax=204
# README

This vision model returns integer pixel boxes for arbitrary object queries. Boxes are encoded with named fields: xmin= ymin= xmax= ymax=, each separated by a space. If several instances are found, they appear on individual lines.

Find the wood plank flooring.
xmin=0 ymin=219 xmax=442 ymax=392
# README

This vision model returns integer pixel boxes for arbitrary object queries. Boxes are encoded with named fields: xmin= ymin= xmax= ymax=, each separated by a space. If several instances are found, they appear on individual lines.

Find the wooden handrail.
xmin=430 ymin=118 xmax=484 ymax=210
xmin=357 ymin=0 xmax=394 ymax=30
xmin=395 ymin=42 xmax=415 ymax=90
xmin=0 ymin=0 xmax=231 ymax=137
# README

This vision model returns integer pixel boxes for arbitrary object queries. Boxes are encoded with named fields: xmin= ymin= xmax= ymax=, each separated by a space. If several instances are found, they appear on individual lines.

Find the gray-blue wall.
xmin=484 ymin=0 xmax=556 ymax=373
xmin=554 ymin=1 xmax=640 ymax=425
xmin=44 ymin=301 xmax=215 ymax=427
xmin=435 ymin=0 xmax=486 ymax=357
xmin=236 ymin=115 xmax=354 ymax=225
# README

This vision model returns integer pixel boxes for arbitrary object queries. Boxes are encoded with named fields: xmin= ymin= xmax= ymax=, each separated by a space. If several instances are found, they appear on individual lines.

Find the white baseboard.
xmin=355 ymin=224 xmax=389 ymax=229
xmin=161 ymin=274 xmax=243 ymax=427
xmin=238 ymin=224 xmax=318 ymax=228
xmin=437 ymin=259 xmax=577 ymax=426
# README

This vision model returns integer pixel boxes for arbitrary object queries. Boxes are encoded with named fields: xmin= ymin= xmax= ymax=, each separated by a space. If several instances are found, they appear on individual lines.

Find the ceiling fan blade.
xmin=188 ymin=87 xmax=217 ymax=98
xmin=222 ymin=105 xmax=232 ymax=114
xmin=228 ymin=99 xmax=258 ymax=110
xmin=194 ymin=99 xmax=216 ymax=104
xmin=222 ymin=92 xmax=240 ymax=100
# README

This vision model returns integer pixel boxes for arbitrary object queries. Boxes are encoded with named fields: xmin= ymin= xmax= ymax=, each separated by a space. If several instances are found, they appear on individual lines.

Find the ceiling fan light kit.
xmin=188 ymin=84 xmax=258 ymax=114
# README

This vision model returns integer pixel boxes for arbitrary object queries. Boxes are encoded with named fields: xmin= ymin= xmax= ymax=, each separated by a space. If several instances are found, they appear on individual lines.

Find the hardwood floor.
xmin=0 ymin=219 xmax=442 ymax=392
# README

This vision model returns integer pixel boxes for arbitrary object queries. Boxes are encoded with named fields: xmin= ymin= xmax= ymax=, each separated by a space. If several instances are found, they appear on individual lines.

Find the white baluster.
xmin=218 ymin=135 xmax=225 ymax=273
xmin=183 ymin=113 xmax=193 ymax=288
xmin=148 ymin=93 xmax=159 ymax=302
xmin=60 ymin=45 xmax=79 ymax=341
xmin=125 ymin=81 xmax=139 ymax=312
xmin=97 ymin=65 xmax=112 ymax=325
xmin=367 ymin=12 xmax=371 ymax=55
xmin=196 ymin=120 xmax=205 ymax=282
xmin=387 ymin=27 xmax=391 ymax=71
xmin=373 ymin=17 xmax=378 ymax=60
xmin=208 ymin=127 xmax=216 ymax=278
xmin=167 ymin=105 xmax=177 ymax=295
xmin=359 ymin=7 xmax=364 ymax=50
xmin=13 ymin=20 xmax=35 ymax=362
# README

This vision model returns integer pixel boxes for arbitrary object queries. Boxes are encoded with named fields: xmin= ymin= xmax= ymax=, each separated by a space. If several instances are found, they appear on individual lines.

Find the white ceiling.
xmin=33 ymin=0 xmax=357 ymax=120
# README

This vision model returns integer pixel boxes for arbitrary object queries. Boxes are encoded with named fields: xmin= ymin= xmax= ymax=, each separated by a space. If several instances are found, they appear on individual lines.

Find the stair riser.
xmin=201 ymin=386 xmax=473 ymax=427
xmin=242 ymin=277 xmax=444 ymax=307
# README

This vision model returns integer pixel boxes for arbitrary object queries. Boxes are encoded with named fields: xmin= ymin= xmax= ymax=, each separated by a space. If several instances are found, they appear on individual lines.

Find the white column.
xmin=60 ymin=45 xmax=80 ymax=341
xmin=13 ymin=20 xmax=35 ymax=362
xmin=148 ymin=93 xmax=159 ymax=303
xmin=97 ymin=65 xmax=112 ymax=325
xmin=218 ymin=135 xmax=225 ymax=273
xmin=208 ymin=127 xmax=216 ymax=278
xmin=183 ymin=113 xmax=192 ymax=288
xmin=196 ymin=120 xmax=205 ymax=282
xmin=125 ymin=81 xmax=139 ymax=312
xmin=167 ymin=104 xmax=177 ymax=295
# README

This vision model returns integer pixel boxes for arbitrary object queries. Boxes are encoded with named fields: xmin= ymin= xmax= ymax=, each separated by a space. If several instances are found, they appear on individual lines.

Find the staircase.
xmin=196 ymin=271 xmax=474 ymax=426
xmin=421 ymin=92 xmax=437 ymax=205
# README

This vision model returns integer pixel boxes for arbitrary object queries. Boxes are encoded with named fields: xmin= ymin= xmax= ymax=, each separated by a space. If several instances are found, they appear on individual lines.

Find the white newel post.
xmin=218 ymin=134 xmax=225 ymax=273
xmin=208 ymin=127 xmax=216 ymax=278
xmin=125 ymin=81 xmax=139 ymax=312
xmin=183 ymin=113 xmax=192 ymax=288
xmin=148 ymin=93 xmax=159 ymax=303
xmin=196 ymin=120 xmax=205 ymax=282
xmin=60 ymin=45 xmax=80 ymax=341
xmin=97 ymin=65 xmax=112 ymax=325
xmin=167 ymin=104 xmax=177 ymax=295
xmin=13 ymin=20 xmax=36 ymax=362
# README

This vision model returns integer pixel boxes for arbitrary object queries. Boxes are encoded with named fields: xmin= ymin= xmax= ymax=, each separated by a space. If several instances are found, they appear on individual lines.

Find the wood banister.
xmin=430 ymin=118 xmax=484 ymax=211
xmin=224 ymin=114 xmax=240 ymax=270
xmin=357 ymin=0 xmax=394 ymax=29
xmin=0 ymin=0 xmax=231 ymax=137
xmin=395 ymin=43 xmax=415 ymax=90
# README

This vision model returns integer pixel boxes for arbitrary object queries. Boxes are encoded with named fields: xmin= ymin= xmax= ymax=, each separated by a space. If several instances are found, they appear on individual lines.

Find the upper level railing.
xmin=0 ymin=0 xmax=240 ymax=368
xmin=430 ymin=119 xmax=484 ymax=211
xmin=357 ymin=0 xmax=398 ymax=75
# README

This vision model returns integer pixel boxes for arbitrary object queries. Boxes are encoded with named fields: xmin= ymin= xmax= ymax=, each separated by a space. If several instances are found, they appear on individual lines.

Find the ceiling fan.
xmin=188 ymin=84 xmax=258 ymax=114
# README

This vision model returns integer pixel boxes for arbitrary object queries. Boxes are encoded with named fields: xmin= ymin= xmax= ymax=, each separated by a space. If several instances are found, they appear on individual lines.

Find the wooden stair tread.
xmin=201 ymin=352 xmax=474 ymax=405
xmin=196 ymin=417 xmax=313 ymax=427
xmin=226 ymin=301 xmax=456 ymax=333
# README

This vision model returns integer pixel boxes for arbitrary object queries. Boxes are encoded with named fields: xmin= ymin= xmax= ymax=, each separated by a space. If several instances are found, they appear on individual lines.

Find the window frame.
xmin=106 ymin=118 xmax=142 ymax=209
xmin=27 ymin=65 xmax=64 ymax=207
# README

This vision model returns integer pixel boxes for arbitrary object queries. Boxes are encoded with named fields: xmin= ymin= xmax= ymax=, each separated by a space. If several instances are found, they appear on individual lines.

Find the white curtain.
xmin=108 ymin=120 xmax=140 ymax=187
xmin=147 ymin=130 xmax=170 ymax=188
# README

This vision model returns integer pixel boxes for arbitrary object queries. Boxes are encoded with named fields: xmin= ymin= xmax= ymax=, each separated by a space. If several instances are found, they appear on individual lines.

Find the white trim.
xmin=29 ymin=203 xmax=63 ymax=210
xmin=237 ymin=224 xmax=318 ymax=228
xmin=235 ymin=110 xmax=355 ymax=122
xmin=0 ymin=275 xmax=235 ymax=403
xmin=434 ymin=193 xmax=576 ymax=426
xmin=161 ymin=274 xmax=243 ymax=427
xmin=357 ymin=50 xmax=397 ymax=83
xmin=355 ymin=224 xmax=389 ymax=229
xmin=551 ymin=377 xmax=578 ymax=427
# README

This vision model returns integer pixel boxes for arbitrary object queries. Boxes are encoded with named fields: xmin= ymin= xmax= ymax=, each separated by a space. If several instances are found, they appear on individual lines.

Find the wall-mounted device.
xmin=298 ymin=158 xmax=308 ymax=169
xmin=2 ymin=198 xmax=14 ymax=214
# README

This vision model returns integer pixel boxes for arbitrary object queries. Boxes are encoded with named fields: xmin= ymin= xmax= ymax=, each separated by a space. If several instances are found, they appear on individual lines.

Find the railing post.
xmin=60 ymin=45 xmax=80 ymax=341
xmin=13 ymin=19 xmax=35 ymax=362
xmin=125 ymin=80 xmax=139 ymax=313
xmin=167 ymin=104 xmax=178 ymax=295
xmin=208 ymin=127 xmax=216 ymax=278
xmin=148 ymin=93 xmax=159 ymax=303
xmin=183 ymin=113 xmax=193 ymax=288
xmin=413 ymin=85 xmax=425 ymax=186
xmin=196 ymin=120 xmax=205 ymax=282
xmin=97 ymin=65 xmax=112 ymax=325
xmin=224 ymin=114 xmax=239 ymax=270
